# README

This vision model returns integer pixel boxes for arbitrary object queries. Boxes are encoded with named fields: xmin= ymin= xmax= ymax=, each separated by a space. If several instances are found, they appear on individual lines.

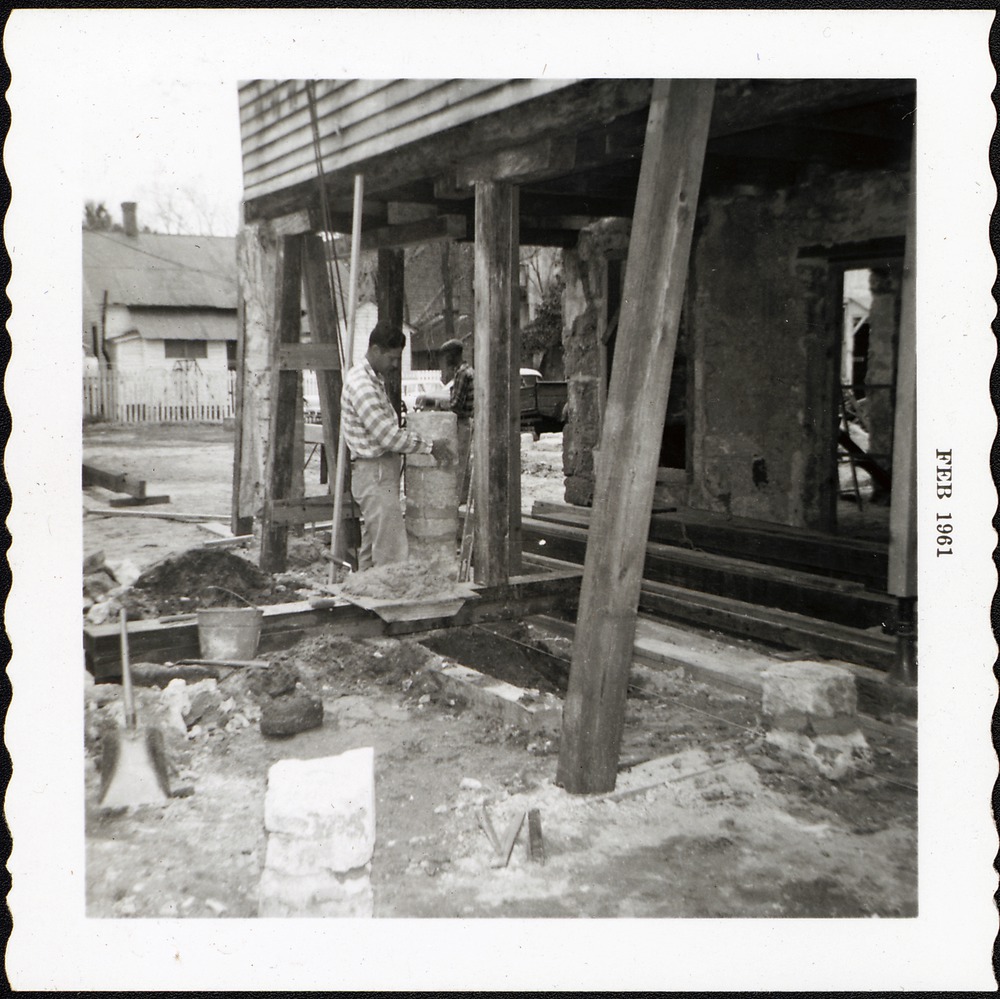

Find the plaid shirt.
xmin=449 ymin=361 xmax=474 ymax=420
xmin=342 ymin=358 xmax=432 ymax=459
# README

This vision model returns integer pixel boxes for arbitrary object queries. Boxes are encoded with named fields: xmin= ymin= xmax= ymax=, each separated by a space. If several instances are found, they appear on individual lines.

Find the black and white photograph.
xmin=4 ymin=8 xmax=996 ymax=991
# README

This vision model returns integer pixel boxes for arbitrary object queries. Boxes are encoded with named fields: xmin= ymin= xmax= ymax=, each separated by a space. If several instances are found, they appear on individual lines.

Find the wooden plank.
xmin=107 ymin=494 xmax=170 ymax=508
xmin=360 ymin=214 xmax=467 ymax=252
xmin=526 ymin=550 xmax=894 ymax=671
xmin=271 ymin=494 xmax=360 ymax=526
xmin=277 ymin=342 xmax=341 ymax=370
xmin=82 ymin=464 xmax=147 ymax=499
xmin=84 ymin=569 xmax=582 ymax=680
xmin=521 ymin=517 xmax=893 ymax=629
xmin=474 ymin=180 xmax=521 ymax=586
xmin=230 ymin=257 xmax=251 ymax=535
xmin=260 ymin=235 xmax=303 ymax=572
xmin=557 ymin=80 xmax=716 ymax=795
xmin=530 ymin=500 xmax=888 ymax=587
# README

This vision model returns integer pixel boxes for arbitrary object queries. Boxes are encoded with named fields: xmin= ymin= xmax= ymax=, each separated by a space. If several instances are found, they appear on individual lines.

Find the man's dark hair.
xmin=369 ymin=320 xmax=406 ymax=351
xmin=438 ymin=338 xmax=464 ymax=364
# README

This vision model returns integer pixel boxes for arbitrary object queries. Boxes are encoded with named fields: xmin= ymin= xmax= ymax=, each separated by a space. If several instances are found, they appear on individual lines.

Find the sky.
xmin=81 ymin=77 xmax=244 ymax=236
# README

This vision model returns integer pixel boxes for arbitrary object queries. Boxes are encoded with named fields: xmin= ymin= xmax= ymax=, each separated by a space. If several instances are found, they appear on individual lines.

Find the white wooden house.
xmin=83 ymin=204 xmax=238 ymax=421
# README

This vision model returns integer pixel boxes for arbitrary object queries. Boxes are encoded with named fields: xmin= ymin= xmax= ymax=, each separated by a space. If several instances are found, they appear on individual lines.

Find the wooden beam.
xmin=260 ymin=234 xmax=302 ymax=572
xmin=84 ymin=569 xmax=582 ymax=680
xmin=360 ymin=214 xmax=467 ymax=251
xmin=888 ymin=146 xmax=916 ymax=598
xmin=474 ymin=181 xmax=521 ymax=585
xmin=277 ymin=342 xmax=341 ymax=370
xmin=377 ymin=247 xmax=406 ymax=420
xmin=450 ymin=136 xmax=578 ymax=191
xmin=83 ymin=464 xmax=148 ymax=499
xmin=231 ymin=237 xmax=252 ymax=536
xmin=556 ymin=79 xmax=715 ymax=795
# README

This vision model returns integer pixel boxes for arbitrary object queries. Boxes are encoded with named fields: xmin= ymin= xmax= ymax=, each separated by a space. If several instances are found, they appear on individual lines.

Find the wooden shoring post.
xmin=260 ymin=234 xmax=303 ymax=572
xmin=556 ymin=79 xmax=716 ymax=795
xmin=887 ymin=138 xmax=917 ymax=684
xmin=473 ymin=180 xmax=521 ymax=586
xmin=378 ymin=248 xmax=406 ymax=418
xmin=230 ymin=261 xmax=251 ymax=536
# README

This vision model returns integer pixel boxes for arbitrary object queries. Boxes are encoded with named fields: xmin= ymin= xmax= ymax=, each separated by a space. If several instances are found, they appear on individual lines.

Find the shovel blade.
xmin=99 ymin=728 xmax=171 ymax=809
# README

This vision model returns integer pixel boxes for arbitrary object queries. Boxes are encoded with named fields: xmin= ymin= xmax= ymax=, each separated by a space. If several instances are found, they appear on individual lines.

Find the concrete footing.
xmin=761 ymin=661 xmax=871 ymax=779
xmin=258 ymin=747 xmax=375 ymax=917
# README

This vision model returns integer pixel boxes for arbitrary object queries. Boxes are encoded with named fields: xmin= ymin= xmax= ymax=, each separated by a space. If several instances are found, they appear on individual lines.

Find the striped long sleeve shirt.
xmin=341 ymin=358 xmax=432 ymax=459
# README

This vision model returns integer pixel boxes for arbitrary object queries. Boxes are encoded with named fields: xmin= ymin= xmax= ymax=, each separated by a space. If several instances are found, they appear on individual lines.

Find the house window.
xmin=164 ymin=339 xmax=208 ymax=360
xmin=226 ymin=340 xmax=237 ymax=371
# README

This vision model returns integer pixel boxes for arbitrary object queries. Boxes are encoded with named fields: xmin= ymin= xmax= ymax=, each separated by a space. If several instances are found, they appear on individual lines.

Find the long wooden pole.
xmin=329 ymin=174 xmax=365 ymax=581
xmin=556 ymin=79 xmax=715 ymax=794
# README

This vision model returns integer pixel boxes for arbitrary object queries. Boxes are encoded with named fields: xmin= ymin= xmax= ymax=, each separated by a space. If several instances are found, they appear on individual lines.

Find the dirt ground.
xmin=82 ymin=421 xmax=917 ymax=919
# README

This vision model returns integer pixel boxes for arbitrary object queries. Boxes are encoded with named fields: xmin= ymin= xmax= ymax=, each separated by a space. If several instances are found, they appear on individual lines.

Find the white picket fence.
xmin=83 ymin=368 xmax=237 ymax=423
xmin=85 ymin=367 xmax=442 ymax=425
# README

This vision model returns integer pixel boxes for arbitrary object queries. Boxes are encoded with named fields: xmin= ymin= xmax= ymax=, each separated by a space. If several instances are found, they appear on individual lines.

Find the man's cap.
xmin=439 ymin=338 xmax=464 ymax=354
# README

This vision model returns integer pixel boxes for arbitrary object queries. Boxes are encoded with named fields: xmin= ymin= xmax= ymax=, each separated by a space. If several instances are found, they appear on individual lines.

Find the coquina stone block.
xmin=263 ymin=748 xmax=376 ymax=872
xmin=761 ymin=661 xmax=857 ymax=720
xmin=258 ymin=866 xmax=373 ymax=918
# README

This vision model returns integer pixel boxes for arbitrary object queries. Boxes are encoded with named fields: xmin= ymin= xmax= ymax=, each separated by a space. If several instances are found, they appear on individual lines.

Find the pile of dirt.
xmin=122 ymin=548 xmax=286 ymax=619
xmin=341 ymin=561 xmax=461 ymax=600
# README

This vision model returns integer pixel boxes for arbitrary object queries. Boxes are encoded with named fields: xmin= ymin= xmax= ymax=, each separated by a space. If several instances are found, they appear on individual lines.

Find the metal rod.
xmin=329 ymin=173 xmax=365 ymax=582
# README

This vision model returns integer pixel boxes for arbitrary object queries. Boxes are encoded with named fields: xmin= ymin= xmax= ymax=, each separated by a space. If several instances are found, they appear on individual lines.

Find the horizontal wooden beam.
xmin=360 ymin=213 xmax=468 ymax=251
xmin=269 ymin=493 xmax=360 ymax=526
xmin=521 ymin=516 xmax=895 ymax=629
xmin=83 ymin=463 xmax=147 ymax=499
xmin=450 ymin=136 xmax=578 ymax=191
xmin=84 ymin=569 xmax=582 ymax=680
xmin=277 ymin=342 xmax=341 ymax=371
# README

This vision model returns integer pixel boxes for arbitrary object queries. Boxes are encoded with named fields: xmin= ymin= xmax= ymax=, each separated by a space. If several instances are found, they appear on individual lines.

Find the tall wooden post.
xmin=888 ymin=140 xmax=917 ymax=683
xmin=233 ymin=218 xmax=281 ymax=535
xmin=473 ymin=180 xmax=521 ymax=585
xmin=260 ymin=235 xmax=303 ymax=572
xmin=557 ymin=79 xmax=715 ymax=794
xmin=378 ymin=248 xmax=405 ymax=417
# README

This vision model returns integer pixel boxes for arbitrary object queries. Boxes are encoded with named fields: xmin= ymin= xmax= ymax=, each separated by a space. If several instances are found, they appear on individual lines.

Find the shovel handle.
xmin=120 ymin=608 xmax=136 ymax=730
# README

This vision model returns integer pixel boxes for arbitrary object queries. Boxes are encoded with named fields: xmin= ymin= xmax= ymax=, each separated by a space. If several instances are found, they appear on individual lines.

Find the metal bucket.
xmin=197 ymin=607 xmax=263 ymax=660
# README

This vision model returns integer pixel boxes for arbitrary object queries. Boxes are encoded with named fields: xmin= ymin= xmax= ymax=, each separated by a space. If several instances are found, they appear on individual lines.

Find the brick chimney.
xmin=121 ymin=202 xmax=138 ymax=238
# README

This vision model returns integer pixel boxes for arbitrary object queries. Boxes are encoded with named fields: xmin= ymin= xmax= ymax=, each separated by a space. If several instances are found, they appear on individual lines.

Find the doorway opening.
xmin=835 ymin=262 xmax=901 ymax=541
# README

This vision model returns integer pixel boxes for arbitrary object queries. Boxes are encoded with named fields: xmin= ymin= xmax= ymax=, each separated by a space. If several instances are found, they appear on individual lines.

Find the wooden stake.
xmin=556 ymin=80 xmax=715 ymax=795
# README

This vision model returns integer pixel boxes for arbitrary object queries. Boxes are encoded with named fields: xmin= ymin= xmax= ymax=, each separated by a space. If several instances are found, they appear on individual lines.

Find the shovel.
xmin=98 ymin=608 xmax=171 ymax=809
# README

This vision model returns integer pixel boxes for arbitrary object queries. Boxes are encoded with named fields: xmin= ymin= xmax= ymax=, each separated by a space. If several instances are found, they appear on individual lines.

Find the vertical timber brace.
xmin=557 ymin=79 xmax=715 ymax=794
xmin=377 ymin=248 xmax=406 ymax=417
xmin=231 ymin=247 xmax=251 ymax=536
xmin=260 ymin=234 xmax=303 ymax=572
xmin=473 ymin=180 xmax=521 ymax=585
xmin=887 ymin=140 xmax=917 ymax=684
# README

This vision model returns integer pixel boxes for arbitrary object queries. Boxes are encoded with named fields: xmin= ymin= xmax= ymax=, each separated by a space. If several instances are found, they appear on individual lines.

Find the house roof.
xmin=83 ymin=230 xmax=237 ymax=330
xmin=108 ymin=307 xmax=237 ymax=342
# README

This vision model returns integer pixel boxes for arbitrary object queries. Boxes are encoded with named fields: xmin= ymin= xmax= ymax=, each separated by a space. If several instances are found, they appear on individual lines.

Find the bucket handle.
xmin=205 ymin=585 xmax=260 ymax=611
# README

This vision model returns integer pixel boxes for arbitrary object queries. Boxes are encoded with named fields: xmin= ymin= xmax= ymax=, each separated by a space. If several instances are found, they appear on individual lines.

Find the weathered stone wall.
xmin=688 ymin=165 xmax=909 ymax=527
xmin=560 ymin=219 xmax=631 ymax=507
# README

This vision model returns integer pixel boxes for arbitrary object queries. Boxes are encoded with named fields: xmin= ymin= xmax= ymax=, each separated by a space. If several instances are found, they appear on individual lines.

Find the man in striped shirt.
xmin=342 ymin=321 xmax=454 ymax=570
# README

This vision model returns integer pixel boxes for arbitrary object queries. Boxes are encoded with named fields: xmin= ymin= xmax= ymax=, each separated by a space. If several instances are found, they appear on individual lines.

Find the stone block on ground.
xmin=761 ymin=661 xmax=857 ymax=720
xmin=263 ymin=748 xmax=375 ymax=869
xmin=765 ymin=727 xmax=871 ymax=781
xmin=259 ymin=692 xmax=324 ymax=737
xmin=257 ymin=866 xmax=373 ymax=918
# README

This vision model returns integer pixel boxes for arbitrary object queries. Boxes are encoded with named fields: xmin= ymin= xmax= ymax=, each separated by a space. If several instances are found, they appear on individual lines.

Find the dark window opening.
xmin=164 ymin=339 xmax=208 ymax=360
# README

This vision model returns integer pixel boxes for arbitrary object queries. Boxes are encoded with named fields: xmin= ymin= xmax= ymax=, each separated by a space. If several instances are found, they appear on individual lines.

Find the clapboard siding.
xmin=239 ymin=78 xmax=578 ymax=203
